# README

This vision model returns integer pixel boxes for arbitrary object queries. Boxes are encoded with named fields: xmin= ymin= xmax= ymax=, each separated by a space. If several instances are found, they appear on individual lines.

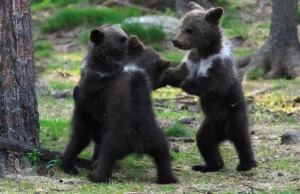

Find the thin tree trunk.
xmin=0 ymin=0 xmax=40 ymax=175
xmin=236 ymin=0 xmax=300 ymax=80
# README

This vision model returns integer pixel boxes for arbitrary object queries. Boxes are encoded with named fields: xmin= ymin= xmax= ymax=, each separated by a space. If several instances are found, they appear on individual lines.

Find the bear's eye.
xmin=120 ymin=36 xmax=127 ymax=44
xmin=185 ymin=29 xmax=193 ymax=34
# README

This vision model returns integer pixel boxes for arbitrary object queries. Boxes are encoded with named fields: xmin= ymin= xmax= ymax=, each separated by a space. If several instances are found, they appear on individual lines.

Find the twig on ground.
xmin=0 ymin=137 xmax=93 ymax=170
xmin=168 ymin=137 xmax=195 ymax=143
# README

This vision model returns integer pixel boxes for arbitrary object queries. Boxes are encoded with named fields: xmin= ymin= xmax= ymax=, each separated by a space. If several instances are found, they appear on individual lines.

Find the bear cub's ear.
xmin=90 ymin=29 xmax=105 ymax=43
xmin=187 ymin=2 xmax=204 ymax=12
xmin=128 ymin=35 xmax=144 ymax=55
xmin=155 ymin=59 xmax=172 ymax=71
xmin=205 ymin=7 xmax=224 ymax=24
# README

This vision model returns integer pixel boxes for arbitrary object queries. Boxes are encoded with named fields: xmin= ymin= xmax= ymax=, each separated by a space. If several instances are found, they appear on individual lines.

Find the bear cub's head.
xmin=172 ymin=2 xmax=224 ymax=50
xmin=85 ymin=25 xmax=128 ymax=73
xmin=127 ymin=35 xmax=171 ymax=90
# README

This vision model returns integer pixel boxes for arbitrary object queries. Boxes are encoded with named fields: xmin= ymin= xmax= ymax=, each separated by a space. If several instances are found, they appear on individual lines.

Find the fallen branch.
xmin=168 ymin=137 xmax=195 ymax=143
xmin=242 ymin=184 xmax=264 ymax=191
xmin=0 ymin=137 xmax=93 ymax=170
xmin=247 ymin=86 xmax=282 ymax=97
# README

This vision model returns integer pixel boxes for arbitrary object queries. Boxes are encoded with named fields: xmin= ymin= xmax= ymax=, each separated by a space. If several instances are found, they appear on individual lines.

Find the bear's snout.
xmin=172 ymin=39 xmax=179 ymax=46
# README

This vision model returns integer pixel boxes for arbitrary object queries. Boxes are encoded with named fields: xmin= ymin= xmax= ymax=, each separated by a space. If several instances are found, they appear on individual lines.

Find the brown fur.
xmin=125 ymin=35 xmax=171 ymax=89
xmin=172 ymin=3 xmax=223 ymax=59
xmin=168 ymin=2 xmax=257 ymax=172
xmin=62 ymin=25 xmax=128 ymax=175
xmin=63 ymin=30 xmax=177 ymax=184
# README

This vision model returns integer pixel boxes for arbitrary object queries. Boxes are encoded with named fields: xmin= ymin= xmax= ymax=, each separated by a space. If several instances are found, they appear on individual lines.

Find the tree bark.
xmin=236 ymin=0 xmax=300 ymax=80
xmin=0 ymin=0 xmax=40 ymax=175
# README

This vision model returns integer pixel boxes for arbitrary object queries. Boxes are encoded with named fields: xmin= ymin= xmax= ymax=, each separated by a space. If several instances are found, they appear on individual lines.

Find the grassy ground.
xmin=1 ymin=0 xmax=300 ymax=193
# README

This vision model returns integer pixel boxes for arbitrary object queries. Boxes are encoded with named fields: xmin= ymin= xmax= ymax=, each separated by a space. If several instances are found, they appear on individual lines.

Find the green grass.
xmin=31 ymin=0 xmax=84 ymax=11
xmin=41 ymin=52 xmax=83 ymax=75
xmin=31 ymin=0 xmax=106 ymax=11
xmin=234 ymin=48 xmax=256 ymax=58
xmin=121 ymin=23 xmax=165 ymax=44
xmin=221 ymin=13 xmax=248 ymax=37
xmin=163 ymin=52 xmax=186 ymax=66
xmin=40 ymin=119 xmax=70 ymax=142
xmin=77 ymin=23 xmax=166 ymax=45
xmin=248 ymin=69 xmax=265 ymax=80
xmin=152 ymin=44 xmax=164 ymax=52
xmin=49 ymin=80 xmax=76 ymax=90
xmin=39 ymin=7 xmax=141 ymax=33
xmin=34 ymin=41 xmax=53 ymax=60
xmin=165 ymin=123 xmax=189 ymax=137
xmin=298 ymin=8 xmax=300 ymax=23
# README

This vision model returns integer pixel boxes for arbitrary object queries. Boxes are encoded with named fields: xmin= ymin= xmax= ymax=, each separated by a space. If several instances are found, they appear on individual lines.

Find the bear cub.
xmin=62 ymin=26 xmax=177 ymax=184
xmin=61 ymin=25 xmax=127 ymax=175
xmin=171 ymin=2 xmax=257 ymax=172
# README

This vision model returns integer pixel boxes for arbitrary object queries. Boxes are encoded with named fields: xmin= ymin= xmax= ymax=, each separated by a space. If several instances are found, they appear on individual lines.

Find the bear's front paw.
xmin=181 ymin=80 xmax=200 ymax=96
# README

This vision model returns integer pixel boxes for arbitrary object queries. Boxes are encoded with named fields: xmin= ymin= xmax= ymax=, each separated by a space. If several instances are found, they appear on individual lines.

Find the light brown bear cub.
xmin=165 ymin=2 xmax=257 ymax=172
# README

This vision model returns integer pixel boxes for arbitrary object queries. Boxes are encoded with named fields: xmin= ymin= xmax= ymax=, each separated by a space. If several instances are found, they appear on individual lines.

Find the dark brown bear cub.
xmin=62 ymin=25 xmax=127 ymax=174
xmin=63 ymin=27 xmax=176 ymax=184
xmin=171 ymin=2 xmax=257 ymax=172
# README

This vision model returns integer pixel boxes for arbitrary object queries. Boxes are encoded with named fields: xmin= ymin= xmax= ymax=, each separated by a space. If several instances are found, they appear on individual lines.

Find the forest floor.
xmin=0 ymin=0 xmax=299 ymax=193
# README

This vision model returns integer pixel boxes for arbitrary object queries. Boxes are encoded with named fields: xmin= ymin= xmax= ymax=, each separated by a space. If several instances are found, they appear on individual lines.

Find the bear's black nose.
xmin=172 ymin=39 xmax=178 ymax=45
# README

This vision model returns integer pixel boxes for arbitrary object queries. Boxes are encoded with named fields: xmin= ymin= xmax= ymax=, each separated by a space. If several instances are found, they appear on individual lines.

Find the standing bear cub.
xmin=170 ymin=2 xmax=257 ymax=172
xmin=62 ymin=25 xmax=177 ymax=184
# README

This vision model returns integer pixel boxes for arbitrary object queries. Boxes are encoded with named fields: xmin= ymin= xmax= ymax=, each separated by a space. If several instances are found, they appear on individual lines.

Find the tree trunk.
xmin=236 ymin=0 xmax=300 ymax=80
xmin=0 ymin=0 xmax=40 ymax=175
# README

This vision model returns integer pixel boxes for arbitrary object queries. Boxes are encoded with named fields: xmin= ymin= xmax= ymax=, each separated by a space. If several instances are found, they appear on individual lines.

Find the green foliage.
xmin=46 ymin=156 xmax=61 ymax=169
xmin=164 ymin=8 xmax=176 ymax=17
xmin=221 ymin=14 xmax=247 ymax=37
xmin=34 ymin=41 xmax=53 ymax=60
xmin=248 ymin=69 xmax=265 ymax=80
xmin=152 ymin=44 xmax=164 ymax=52
xmin=214 ymin=0 xmax=229 ymax=6
xmin=76 ymin=31 xmax=90 ymax=44
xmin=163 ymin=52 xmax=186 ymax=66
xmin=298 ymin=8 xmax=300 ymax=23
xmin=31 ymin=0 xmax=87 ymax=11
xmin=121 ymin=23 xmax=165 ymax=44
xmin=77 ymin=23 xmax=165 ymax=45
xmin=24 ymin=148 xmax=41 ymax=168
xmin=165 ymin=123 xmax=188 ymax=137
xmin=234 ymin=49 xmax=256 ymax=58
xmin=40 ymin=119 xmax=70 ymax=141
xmin=39 ymin=7 xmax=141 ymax=33
xmin=49 ymin=81 xmax=76 ymax=90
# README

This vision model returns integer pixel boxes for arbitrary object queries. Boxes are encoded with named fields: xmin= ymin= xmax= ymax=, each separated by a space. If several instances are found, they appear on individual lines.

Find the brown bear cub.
xmin=170 ymin=2 xmax=257 ymax=172
xmin=62 ymin=25 xmax=127 ymax=175
xmin=62 ymin=26 xmax=176 ymax=184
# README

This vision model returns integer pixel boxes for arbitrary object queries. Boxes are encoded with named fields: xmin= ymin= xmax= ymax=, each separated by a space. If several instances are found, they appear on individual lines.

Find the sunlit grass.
xmin=163 ymin=52 xmax=186 ymax=66
xmin=39 ymin=7 xmax=141 ymax=33
xmin=49 ymin=80 xmax=76 ymax=90
xmin=165 ymin=123 xmax=190 ymax=137
xmin=34 ymin=40 xmax=53 ymax=60
xmin=121 ymin=23 xmax=165 ymax=44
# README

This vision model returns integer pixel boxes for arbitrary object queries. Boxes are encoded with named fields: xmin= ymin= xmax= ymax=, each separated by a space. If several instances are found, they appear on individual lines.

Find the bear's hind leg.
xmin=89 ymin=134 xmax=124 ymax=183
xmin=145 ymin=129 xmax=177 ymax=184
xmin=193 ymin=119 xmax=224 ymax=172
xmin=227 ymin=115 xmax=257 ymax=171
xmin=62 ymin=130 xmax=90 ymax=174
